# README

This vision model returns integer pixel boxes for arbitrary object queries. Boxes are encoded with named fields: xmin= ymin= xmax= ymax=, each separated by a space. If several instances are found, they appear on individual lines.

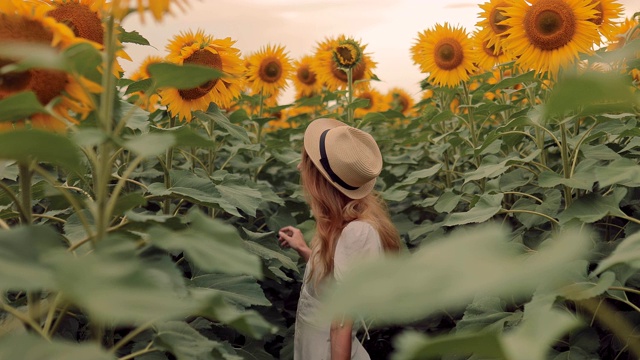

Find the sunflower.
xmin=310 ymin=35 xmax=377 ymax=91
xmin=500 ymin=0 xmax=600 ymax=78
xmin=110 ymin=0 xmax=188 ymax=23
xmin=587 ymin=0 xmax=624 ymax=41
xmin=607 ymin=17 xmax=640 ymax=51
xmin=476 ymin=0 xmax=512 ymax=54
xmin=293 ymin=55 xmax=321 ymax=97
xmin=159 ymin=30 xmax=246 ymax=123
xmin=0 ymin=0 xmax=95 ymax=131
xmin=45 ymin=0 xmax=131 ymax=75
xmin=472 ymin=28 xmax=514 ymax=71
xmin=354 ymin=88 xmax=386 ymax=118
xmin=128 ymin=55 xmax=163 ymax=111
xmin=385 ymin=87 xmax=415 ymax=116
xmin=411 ymin=23 xmax=477 ymax=88
xmin=245 ymin=44 xmax=293 ymax=97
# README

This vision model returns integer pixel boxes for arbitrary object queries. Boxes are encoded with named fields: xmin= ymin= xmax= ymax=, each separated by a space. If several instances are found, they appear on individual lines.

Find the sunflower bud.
xmin=332 ymin=38 xmax=362 ymax=70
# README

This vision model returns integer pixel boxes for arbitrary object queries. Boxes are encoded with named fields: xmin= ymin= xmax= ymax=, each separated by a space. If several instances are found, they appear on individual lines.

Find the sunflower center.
xmin=434 ymin=38 xmax=464 ymax=70
xmin=588 ymin=0 xmax=604 ymax=25
xmin=482 ymin=40 xmax=501 ymax=57
xmin=297 ymin=65 xmax=316 ymax=86
xmin=48 ymin=3 xmax=104 ymax=44
xmin=258 ymin=58 xmax=282 ymax=84
xmin=0 ymin=14 xmax=67 ymax=104
xmin=330 ymin=59 xmax=366 ymax=82
xmin=490 ymin=3 xmax=510 ymax=35
xmin=178 ymin=49 xmax=223 ymax=101
xmin=524 ymin=0 xmax=576 ymax=51
xmin=335 ymin=45 xmax=357 ymax=66
xmin=0 ymin=60 xmax=31 ymax=94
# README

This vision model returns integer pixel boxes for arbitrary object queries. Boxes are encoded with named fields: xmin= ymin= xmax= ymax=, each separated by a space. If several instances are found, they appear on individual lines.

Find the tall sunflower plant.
xmin=0 ymin=1 xmax=282 ymax=359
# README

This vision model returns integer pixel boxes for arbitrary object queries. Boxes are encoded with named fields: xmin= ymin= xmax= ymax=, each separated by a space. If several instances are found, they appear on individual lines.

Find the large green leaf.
xmin=243 ymin=240 xmax=299 ymax=272
xmin=511 ymin=189 xmax=561 ymax=228
xmin=593 ymin=230 xmax=640 ymax=275
xmin=544 ymin=72 xmax=638 ymax=119
xmin=216 ymin=182 xmax=262 ymax=217
xmin=0 ymin=225 xmax=65 ymax=291
xmin=192 ymin=289 xmax=277 ymax=339
xmin=443 ymin=193 xmax=503 ymax=226
xmin=0 ymin=333 xmax=114 ymax=360
xmin=189 ymin=274 xmax=271 ymax=307
xmin=49 ymin=249 xmax=201 ymax=325
xmin=0 ymin=92 xmax=45 ymax=122
xmin=538 ymin=159 xmax=598 ymax=190
xmin=150 ymin=125 xmax=217 ymax=148
xmin=123 ymin=133 xmax=175 ymax=157
xmin=595 ymin=158 xmax=640 ymax=188
xmin=433 ymin=191 xmax=462 ymax=214
xmin=149 ymin=211 xmax=262 ymax=278
xmin=455 ymin=296 xmax=522 ymax=334
xmin=195 ymin=106 xmax=251 ymax=144
xmin=464 ymin=151 xmax=540 ymax=184
xmin=392 ymin=330 xmax=506 ymax=360
xmin=322 ymin=225 xmax=590 ymax=324
xmin=0 ymin=129 xmax=82 ymax=172
xmin=153 ymin=321 xmax=222 ymax=360
xmin=148 ymin=63 xmax=226 ymax=90
xmin=558 ymin=187 xmax=627 ymax=225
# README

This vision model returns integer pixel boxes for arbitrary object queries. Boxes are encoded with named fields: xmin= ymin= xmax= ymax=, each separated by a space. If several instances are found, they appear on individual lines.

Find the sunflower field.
xmin=0 ymin=0 xmax=639 ymax=359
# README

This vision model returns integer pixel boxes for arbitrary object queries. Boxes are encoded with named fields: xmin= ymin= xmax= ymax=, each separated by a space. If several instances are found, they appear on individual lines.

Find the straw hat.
xmin=303 ymin=118 xmax=382 ymax=199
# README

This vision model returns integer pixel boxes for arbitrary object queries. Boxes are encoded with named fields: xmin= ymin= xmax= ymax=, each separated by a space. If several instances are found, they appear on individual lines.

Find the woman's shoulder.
xmin=340 ymin=220 xmax=380 ymax=245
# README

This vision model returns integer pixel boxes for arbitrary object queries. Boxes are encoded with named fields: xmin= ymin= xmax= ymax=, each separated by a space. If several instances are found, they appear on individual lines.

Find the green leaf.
xmin=558 ymin=188 xmax=627 ymax=225
xmin=544 ymin=72 xmax=638 ymax=119
xmin=63 ymin=42 xmax=102 ymax=81
xmin=464 ymin=152 xmax=540 ymax=184
xmin=216 ymin=182 xmax=263 ymax=217
xmin=153 ymin=321 xmax=222 ymax=360
xmin=347 ymin=97 xmax=370 ymax=110
xmin=189 ymin=274 xmax=271 ymax=307
xmin=0 ymin=92 xmax=45 ymax=122
xmin=502 ymin=295 xmax=581 ymax=360
xmin=443 ymin=193 xmax=503 ymax=226
xmin=149 ymin=211 xmax=262 ymax=278
xmin=150 ymin=125 xmax=217 ymax=148
xmin=323 ymin=225 xmax=590 ymax=325
xmin=594 ymin=230 xmax=640 ymax=275
xmin=561 ymin=271 xmax=616 ymax=301
xmin=456 ymin=296 xmax=522 ymax=334
xmin=595 ymin=158 xmax=640 ymax=188
xmin=0 ymin=333 xmax=114 ymax=360
xmin=489 ymin=70 xmax=535 ymax=91
xmin=392 ymin=330 xmax=506 ymax=360
xmin=149 ymin=63 xmax=226 ymax=90
xmin=243 ymin=240 xmax=299 ymax=272
xmin=0 ymin=129 xmax=82 ymax=172
xmin=434 ymin=191 xmax=461 ymax=214
xmin=195 ymin=105 xmax=251 ymax=143
xmin=0 ymin=42 xmax=66 ymax=72
xmin=0 ymin=225 xmax=65 ymax=291
xmin=123 ymin=133 xmax=175 ymax=157
xmin=50 ymin=250 xmax=201 ymax=324
xmin=511 ymin=189 xmax=561 ymax=228
xmin=192 ymin=289 xmax=277 ymax=339
xmin=538 ymin=159 xmax=598 ymax=190
xmin=124 ymin=78 xmax=154 ymax=95
xmin=119 ymin=29 xmax=151 ymax=45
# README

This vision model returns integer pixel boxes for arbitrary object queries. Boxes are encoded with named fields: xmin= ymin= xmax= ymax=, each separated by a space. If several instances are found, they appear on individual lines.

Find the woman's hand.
xmin=278 ymin=226 xmax=311 ymax=262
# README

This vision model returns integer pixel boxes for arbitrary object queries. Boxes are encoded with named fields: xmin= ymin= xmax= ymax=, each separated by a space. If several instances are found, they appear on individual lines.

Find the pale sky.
xmin=122 ymin=0 xmax=640 ymax=103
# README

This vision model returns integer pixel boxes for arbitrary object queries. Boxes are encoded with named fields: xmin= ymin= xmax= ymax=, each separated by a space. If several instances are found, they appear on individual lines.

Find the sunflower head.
xmin=47 ymin=0 xmax=104 ymax=45
xmin=246 ymin=44 xmax=293 ymax=96
xmin=110 ymin=0 xmax=188 ymax=23
xmin=160 ymin=31 xmax=246 ymax=122
xmin=385 ymin=87 xmax=415 ymax=115
xmin=354 ymin=88 xmax=386 ymax=118
xmin=477 ymin=0 xmax=512 ymax=53
xmin=293 ymin=55 xmax=321 ymax=97
xmin=587 ymin=0 xmax=623 ymax=40
xmin=472 ymin=28 xmax=513 ymax=70
xmin=332 ymin=38 xmax=362 ymax=70
xmin=411 ymin=23 xmax=477 ymax=87
xmin=501 ymin=0 xmax=600 ymax=78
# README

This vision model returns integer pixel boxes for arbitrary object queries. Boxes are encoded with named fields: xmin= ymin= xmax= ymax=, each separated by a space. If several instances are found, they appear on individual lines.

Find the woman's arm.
xmin=330 ymin=318 xmax=352 ymax=360
xmin=278 ymin=226 xmax=311 ymax=262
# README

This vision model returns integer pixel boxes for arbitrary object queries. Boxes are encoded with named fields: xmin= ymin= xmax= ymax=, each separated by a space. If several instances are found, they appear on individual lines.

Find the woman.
xmin=278 ymin=118 xmax=401 ymax=360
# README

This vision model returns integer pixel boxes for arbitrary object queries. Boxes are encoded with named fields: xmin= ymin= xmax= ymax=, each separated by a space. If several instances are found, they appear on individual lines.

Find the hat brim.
xmin=303 ymin=118 xmax=377 ymax=200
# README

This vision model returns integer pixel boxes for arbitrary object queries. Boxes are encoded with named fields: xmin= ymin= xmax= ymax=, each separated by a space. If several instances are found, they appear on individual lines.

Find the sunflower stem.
xmin=95 ymin=12 xmax=118 ymax=244
xmin=559 ymin=122 xmax=573 ymax=208
xmin=18 ymin=161 xmax=33 ymax=225
xmin=347 ymin=67 xmax=354 ymax=124
xmin=163 ymin=116 xmax=176 ymax=215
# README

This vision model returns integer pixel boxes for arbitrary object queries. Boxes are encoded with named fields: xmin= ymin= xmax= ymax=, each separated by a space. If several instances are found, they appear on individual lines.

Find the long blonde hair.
xmin=300 ymin=150 xmax=400 ymax=284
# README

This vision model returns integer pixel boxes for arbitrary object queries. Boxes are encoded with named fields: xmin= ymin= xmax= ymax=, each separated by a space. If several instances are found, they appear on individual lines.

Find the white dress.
xmin=294 ymin=220 xmax=383 ymax=360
